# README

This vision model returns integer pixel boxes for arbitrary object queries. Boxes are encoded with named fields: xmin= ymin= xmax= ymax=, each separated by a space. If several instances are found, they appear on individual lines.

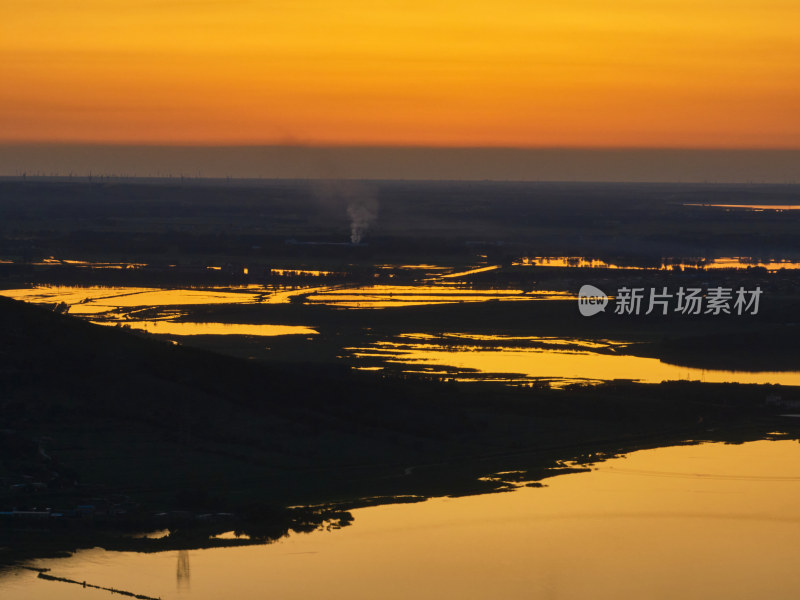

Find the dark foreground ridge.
xmin=2 ymin=295 xmax=798 ymax=566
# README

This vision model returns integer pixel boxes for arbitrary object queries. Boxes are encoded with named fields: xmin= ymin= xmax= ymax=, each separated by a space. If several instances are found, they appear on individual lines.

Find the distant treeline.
xmin=1 ymin=180 xmax=800 ymax=264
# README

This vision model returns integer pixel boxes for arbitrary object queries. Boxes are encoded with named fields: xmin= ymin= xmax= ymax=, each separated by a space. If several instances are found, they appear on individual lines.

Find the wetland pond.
xmin=348 ymin=334 xmax=800 ymax=387
xmin=2 ymin=285 xmax=800 ymax=386
xmin=514 ymin=255 xmax=800 ymax=271
xmin=4 ymin=439 xmax=800 ymax=600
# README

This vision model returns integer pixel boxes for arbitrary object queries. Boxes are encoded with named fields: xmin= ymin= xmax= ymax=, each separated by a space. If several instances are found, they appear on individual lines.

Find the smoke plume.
xmin=347 ymin=193 xmax=378 ymax=244
xmin=311 ymin=179 xmax=378 ymax=244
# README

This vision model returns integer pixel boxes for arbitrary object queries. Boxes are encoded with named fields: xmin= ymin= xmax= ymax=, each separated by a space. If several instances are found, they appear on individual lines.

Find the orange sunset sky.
xmin=2 ymin=0 xmax=800 ymax=148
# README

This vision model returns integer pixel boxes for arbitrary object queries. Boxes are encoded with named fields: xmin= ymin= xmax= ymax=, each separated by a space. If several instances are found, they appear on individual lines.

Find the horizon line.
xmin=3 ymin=142 xmax=800 ymax=152
xmin=3 ymin=145 xmax=798 ymax=184
xmin=3 ymin=174 xmax=800 ymax=187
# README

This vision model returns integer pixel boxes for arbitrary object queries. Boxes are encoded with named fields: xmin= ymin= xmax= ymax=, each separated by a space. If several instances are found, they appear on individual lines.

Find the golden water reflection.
xmin=93 ymin=321 xmax=318 ymax=337
xmin=515 ymin=255 xmax=800 ymax=271
xmin=271 ymin=269 xmax=341 ymax=277
xmin=0 ymin=286 xmax=270 ymax=314
xmin=10 ymin=440 xmax=800 ymax=600
xmin=350 ymin=340 xmax=800 ymax=386
xmin=398 ymin=333 xmax=616 ymax=349
xmin=0 ymin=284 xmax=568 ymax=312
xmin=684 ymin=203 xmax=800 ymax=211
xmin=305 ymin=286 xmax=571 ymax=308
xmin=33 ymin=257 xmax=148 ymax=269
xmin=703 ymin=257 xmax=800 ymax=270
xmin=438 ymin=265 xmax=501 ymax=279
xmin=388 ymin=264 xmax=450 ymax=270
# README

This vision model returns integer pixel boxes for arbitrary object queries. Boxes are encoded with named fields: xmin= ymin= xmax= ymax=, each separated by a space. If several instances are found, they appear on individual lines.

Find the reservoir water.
xmin=4 ymin=439 xmax=800 ymax=600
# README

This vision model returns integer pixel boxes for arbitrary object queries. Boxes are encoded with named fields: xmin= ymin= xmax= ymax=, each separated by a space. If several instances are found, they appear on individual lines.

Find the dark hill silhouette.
xmin=0 ymin=295 xmax=794 ymax=511
xmin=0 ymin=295 xmax=473 ymax=488
xmin=2 ymin=295 xmax=799 ymax=567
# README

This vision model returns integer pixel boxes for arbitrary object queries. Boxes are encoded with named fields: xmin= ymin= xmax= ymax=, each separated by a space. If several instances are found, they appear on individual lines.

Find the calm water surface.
xmin=92 ymin=321 xmax=319 ymax=336
xmin=4 ymin=440 xmax=800 ymax=600
xmin=350 ymin=336 xmax=800 ymax=386
xmin=0 ymin=284 xmax=569 ymax=312
xmin=515 ymin=255 xmax=800 ymax=271
xmin=4 ymin=286 xmax=799 ymax=384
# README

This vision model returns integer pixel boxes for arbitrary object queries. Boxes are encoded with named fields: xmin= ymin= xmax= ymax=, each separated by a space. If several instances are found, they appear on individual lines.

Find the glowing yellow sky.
xmin=2 ymin=0 xmax=799 ymax=147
